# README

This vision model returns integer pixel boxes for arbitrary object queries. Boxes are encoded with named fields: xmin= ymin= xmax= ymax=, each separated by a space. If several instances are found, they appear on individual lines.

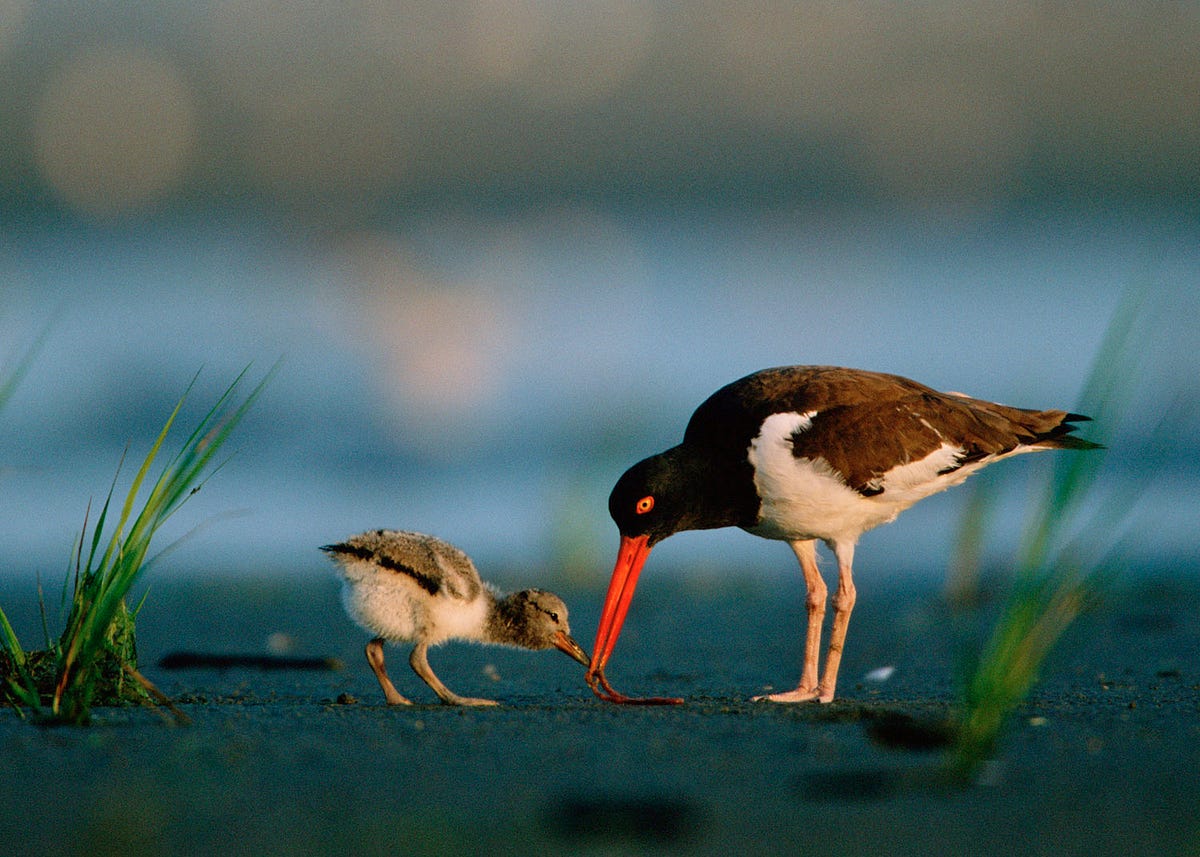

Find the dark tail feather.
xmin=1047 ymin=433 xmax=1105 ymax=451
xmin=1040 ymin=412 xmax=1104 ymax=450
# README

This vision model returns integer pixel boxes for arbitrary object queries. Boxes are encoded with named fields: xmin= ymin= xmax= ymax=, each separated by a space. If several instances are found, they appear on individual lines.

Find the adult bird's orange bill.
xmin=586 ymin=532 xmax=682 ymax=705
xmin=586 ymin=366 xmax=1100 ymax=705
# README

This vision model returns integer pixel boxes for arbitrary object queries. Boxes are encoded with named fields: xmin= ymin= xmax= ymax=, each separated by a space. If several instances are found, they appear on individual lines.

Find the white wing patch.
xmin=880 ymin=442 xmax=964 ymax=492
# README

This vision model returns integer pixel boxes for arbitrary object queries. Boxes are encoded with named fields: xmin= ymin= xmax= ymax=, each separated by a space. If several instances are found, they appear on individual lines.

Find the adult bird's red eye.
xmin=635 ymin=495 xmax=654 ymax=514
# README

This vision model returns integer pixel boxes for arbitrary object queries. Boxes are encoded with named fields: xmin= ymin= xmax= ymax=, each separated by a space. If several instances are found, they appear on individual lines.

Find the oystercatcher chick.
xmin=587 ymin=366 xmax=1101 ymax=705
xmin=323 ymin=529 xmax=589 ymax=706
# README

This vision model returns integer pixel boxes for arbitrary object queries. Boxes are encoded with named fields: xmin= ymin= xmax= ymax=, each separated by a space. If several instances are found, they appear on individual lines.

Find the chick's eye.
xmin=635 ymin=495 xmax=654 ymax=514
xmin=549 ymin=612 xmax=559 ymax=623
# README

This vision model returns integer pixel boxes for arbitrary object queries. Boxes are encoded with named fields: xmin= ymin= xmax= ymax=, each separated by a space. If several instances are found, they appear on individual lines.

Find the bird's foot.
xmin=441 ymin=695 xmax=500 ymax=707
xmin=752 ymin=686 xmax=832 ymax=704
xmin=586 ymin=667 xmax=684 ymax=706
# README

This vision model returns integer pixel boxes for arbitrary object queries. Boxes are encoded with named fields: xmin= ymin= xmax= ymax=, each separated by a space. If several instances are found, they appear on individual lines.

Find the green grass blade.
xmin=1019 ymin=287 xmax=1141 ymax=570
xmin=0 ymin=606 xmax=42 ymax=711
xmin=108 ymin=383 xmax=193 ymax=565
xmin=0 ymin=606 xmax=27 ymax=668
xmin=0 ymin=319 xmax=52 ymax=413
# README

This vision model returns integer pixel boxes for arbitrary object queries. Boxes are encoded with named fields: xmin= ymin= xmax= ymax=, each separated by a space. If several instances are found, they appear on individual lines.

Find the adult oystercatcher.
xmin=323 ymin=529 xmax=589 ymax=706
xmin=586 ymin=366 xmax=1100 ymax=705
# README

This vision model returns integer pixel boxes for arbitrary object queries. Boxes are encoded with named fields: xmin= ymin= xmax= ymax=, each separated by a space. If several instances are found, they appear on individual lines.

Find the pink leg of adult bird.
xmin=365 ymin=637 xmax=412 ymax=705
xmin=754 ymin=539 xmax=826 ymax=702
xmin=815 ymin=541 xmax=857 ymax=703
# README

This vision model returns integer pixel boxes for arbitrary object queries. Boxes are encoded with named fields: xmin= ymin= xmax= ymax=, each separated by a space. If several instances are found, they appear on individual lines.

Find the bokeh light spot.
xmin=32 ymin=46 xmax=199 ymax=219
xmin=328 ymin=231 xmax=520 ymax=457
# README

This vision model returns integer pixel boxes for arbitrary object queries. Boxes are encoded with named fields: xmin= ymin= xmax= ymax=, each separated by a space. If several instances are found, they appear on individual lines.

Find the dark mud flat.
xmin=1 ymin=568 xmax=1197 ymax=856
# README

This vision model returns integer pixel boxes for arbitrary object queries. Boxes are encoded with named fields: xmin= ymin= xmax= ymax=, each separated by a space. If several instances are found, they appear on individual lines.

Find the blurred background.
xmin=0 ymin=2 xmax=1196 ymax=588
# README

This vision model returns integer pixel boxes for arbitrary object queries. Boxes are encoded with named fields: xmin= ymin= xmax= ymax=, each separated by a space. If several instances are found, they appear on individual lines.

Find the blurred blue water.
xmin=0 ymin=207 xmax=1196 ymax=586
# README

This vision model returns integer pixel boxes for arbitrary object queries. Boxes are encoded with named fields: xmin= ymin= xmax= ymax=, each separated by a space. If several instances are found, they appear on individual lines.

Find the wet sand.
xmin=1 ymin=568 xmax=1197 ymax=856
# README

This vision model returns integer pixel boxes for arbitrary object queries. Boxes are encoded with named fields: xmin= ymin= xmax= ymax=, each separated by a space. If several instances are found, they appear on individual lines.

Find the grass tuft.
xmin=0 ymin=321 xmax=50 ymax=415
xmin=949 ymin=289 xmax=1145 ymax=778
xmin=1 ymin=367 xmax=271 ymax=724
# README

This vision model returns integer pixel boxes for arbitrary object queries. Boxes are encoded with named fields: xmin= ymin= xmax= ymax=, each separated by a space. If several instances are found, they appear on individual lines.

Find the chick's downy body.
xmin=324 ymin=529 xmax=588 ymax=706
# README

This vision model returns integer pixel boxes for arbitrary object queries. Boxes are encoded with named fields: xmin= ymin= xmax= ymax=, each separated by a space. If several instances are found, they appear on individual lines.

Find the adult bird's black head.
xmin=607 ymin=450 xmax=691 ymax=545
